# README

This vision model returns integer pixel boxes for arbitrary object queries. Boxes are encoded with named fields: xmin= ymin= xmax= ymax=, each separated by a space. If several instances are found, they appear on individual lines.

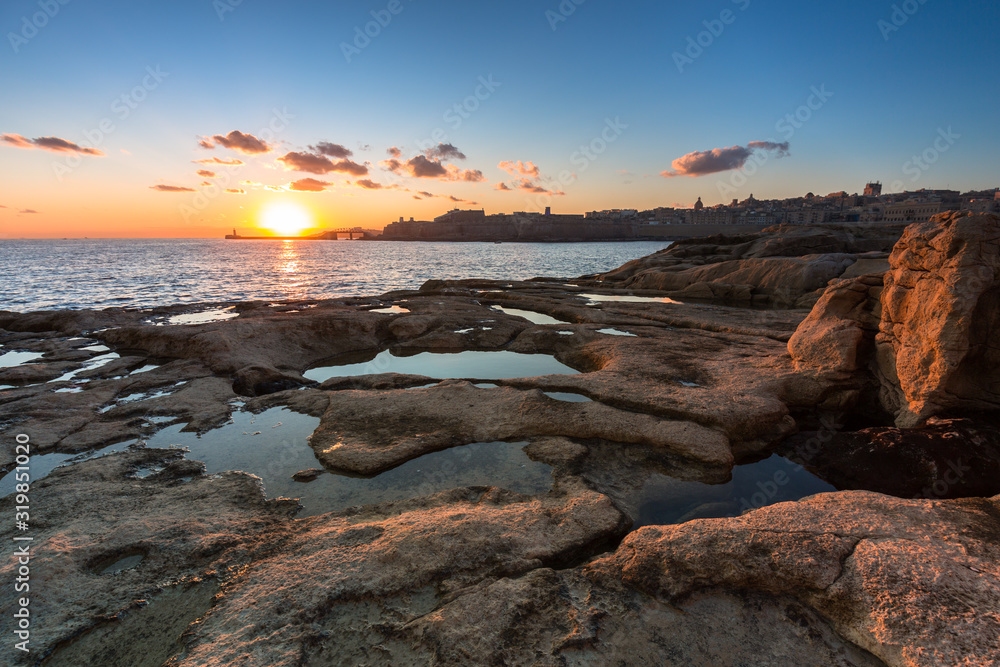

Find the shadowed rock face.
xmin=780 ymin=417 xmax=1000 ymax=499
xmin=877 ymin=211 xmax=1000 ymax=426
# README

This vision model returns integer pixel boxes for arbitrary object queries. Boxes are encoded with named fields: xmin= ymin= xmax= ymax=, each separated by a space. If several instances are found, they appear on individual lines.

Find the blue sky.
xmin=1 ymin=0 xmax=997 ymax=236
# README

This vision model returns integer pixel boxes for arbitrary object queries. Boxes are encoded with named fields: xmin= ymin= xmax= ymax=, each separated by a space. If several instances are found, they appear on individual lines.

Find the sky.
xmin=1 ymin=0 xmax=997 ymax=238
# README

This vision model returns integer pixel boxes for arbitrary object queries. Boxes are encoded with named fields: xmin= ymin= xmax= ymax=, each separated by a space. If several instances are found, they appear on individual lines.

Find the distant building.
xmin=693 ymin=197 xmax=704 ymax=212
xmin=434 ymin=208 xmax=486 ymax=224
xmin=883 ymin=200 xmax=946 ymax=223
xmin=864 ymin=181 xmax=882 ymax=197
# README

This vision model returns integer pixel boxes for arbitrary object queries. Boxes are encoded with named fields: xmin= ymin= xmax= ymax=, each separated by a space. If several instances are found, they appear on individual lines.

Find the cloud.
xmin=194 ymin=157 xmax=244 ymax=166
xmin=266 ymin=185 xmax=285 ymax=192
xmin=200 ymin=181 xmax=212 ymax=186
xmin=355 ymin=179 xmax=384 ymax=190
xmin=210 ymin=130 xmax=272 ymax=155
xmin=278 ymin=151 xmax=368 ymax=176
xmin=226 ymin=188 xmax=245 ymax=194
xmin=197 ymin=169 xmax=217 ymax=178
xmin=495 ymin=182 xmax=511 ymax=191
xmin=515 ymin=179 xmax=564 ymax=196
xmin=2 ymin=133 xmax=104 ymax=156
xmin=149 ymin=185 xmax=196 ymax=192
xmin=387 ymin=146 xmax=402 ymax=158
xmin=382 ymin=154 xmax=483 ymax=182
xmin=310 ymin=142 xmax=353 ymax=158
xmin=289 ymin=178 xmax=332 ymax=192
xmin=498 ymin=160 xmax=540 ymax=178
xmin=198 ymin=138 xmax=215 ymax=149
xmin=425 ymin=143 xmax=466 ymax=160
xmin=661 ymin=141 xmax=790 ymax=177
xmin=418 ymin=191 xmax=434 ymax=198
xmin=19 ymin=209 xmax=38 ymax=214
xmin=406 ymin=154 xmax=449 ymax=178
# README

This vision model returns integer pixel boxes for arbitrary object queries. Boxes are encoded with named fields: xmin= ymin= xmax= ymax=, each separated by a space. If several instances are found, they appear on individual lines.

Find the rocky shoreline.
xmin=1 ymin=212 xmax=998 ymax=665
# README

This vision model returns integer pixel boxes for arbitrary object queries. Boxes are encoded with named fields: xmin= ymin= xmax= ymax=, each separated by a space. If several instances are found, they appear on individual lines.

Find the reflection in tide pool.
xmin=145 ymin=408 xmax=552 ymax=518
xmin=305 ymin=349 xmax=580 ymax=383
xmin=582 ymin=293 xmax=681 ymax=305
xmin=491 ymin=306 xmax=568 ymax=325
xmin=0 ymin=351 xmax=43 ymax=368
xmin=632 ymin=455 xmax=836 ymax=529
xmin=0 ymin=441 xmax=133 ymax=497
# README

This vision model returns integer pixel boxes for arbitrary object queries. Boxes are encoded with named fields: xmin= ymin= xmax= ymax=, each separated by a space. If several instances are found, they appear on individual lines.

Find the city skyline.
xmin=1 ymin=0 xmax=998 ymax=238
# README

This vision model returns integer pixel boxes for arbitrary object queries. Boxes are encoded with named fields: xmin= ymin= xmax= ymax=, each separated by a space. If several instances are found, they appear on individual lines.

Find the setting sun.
xmin=260 ymin=201 xmax=312 ymax=236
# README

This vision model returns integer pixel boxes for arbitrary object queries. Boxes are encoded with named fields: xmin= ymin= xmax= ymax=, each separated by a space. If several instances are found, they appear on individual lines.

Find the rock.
xmin=789 ymin=274 xmax=884 ymax=373
xmin=307 ymin=382 xmax=733 ymax=475
xmin=877 ymin=211 xmax=1000 ymax=425
xmin=595 ymin=223 xmax=906 ymax=307
xmin=292 ymin=468 xmax=325 ymax=482
xmin=594 ymin=491 xmax=1000 ymax=667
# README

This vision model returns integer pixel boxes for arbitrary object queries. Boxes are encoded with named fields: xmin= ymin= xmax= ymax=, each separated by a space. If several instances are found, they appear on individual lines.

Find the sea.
xmin=0 ymin=239 xmax=671 ymax=312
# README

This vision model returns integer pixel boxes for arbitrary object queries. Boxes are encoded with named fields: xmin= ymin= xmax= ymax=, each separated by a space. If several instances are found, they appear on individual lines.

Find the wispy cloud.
xmin=194 ymin=157 xmax=244 ymax=166
xmin=498 ymin=160 xmax=540 ymax=178
xmin=197 ymin=169 xmax=216 ymax=178
xmin=19 ymin=208 xmax=38 ymax=214
xmin=203 ymin=130 xmax=273 ymax=155
xmin=289 ymin=178 xmax=332 ymax=192
xmin=225 ymin=188 xmax=245 ymax=195
xmin=662 ymin=141 xmax=790 ymax=177
xmin=149 ymin=184 xmax=196 ymax=192
xmin=355 ymin=179 xmax=385 ymax=190
xmin=495 ymin=160 xmax=562 ymax=195
xmin=2 ymin=133 xmax=105 ymax=156
xmin=387 ymin=146 xmax=402 ymax=158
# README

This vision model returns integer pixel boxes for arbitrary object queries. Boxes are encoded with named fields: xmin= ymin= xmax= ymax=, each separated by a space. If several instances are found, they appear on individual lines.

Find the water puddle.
xmin=370 ymin=305 xmax=410 ymax=314
xmin=543 ymin=391 xmax=593 ymax=403
xmin=148 ymin=307 xmax=239 ymax=326
xmin=96 ymin=551 xmax=145 ymax=575
xmin=50 ymin=353 xmax=121 ymax=384
xmin=0 ymin=351 xmax=43 ymax=368
xmin=631 ymin=455 xmax=836 ymax=529
xmin=0 ymin=441 xmax=133 ymax=497
xmin=79 ymin=344 xmax=111 ymax=353
xmin=145 ymin=408 xmax=552 ymax=518
xmin=581 ymin=293 xmax=681 ymax=306
xmin=597 ymin=328 xmax=637 ymax=337
xmin=100 ymin=384 xmax=184 ymax=414
xmin=129 ymin=364 xmax=160 ymax=375
xmin=492 ymin=306 xmax=568 ymax=325
xmin=305 ymin=350 xmax=581 ymax=383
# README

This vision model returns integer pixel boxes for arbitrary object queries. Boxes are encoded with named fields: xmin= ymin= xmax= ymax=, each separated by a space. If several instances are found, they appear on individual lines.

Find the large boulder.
xmin=877 ymin=211 xmax=1000 ymax=426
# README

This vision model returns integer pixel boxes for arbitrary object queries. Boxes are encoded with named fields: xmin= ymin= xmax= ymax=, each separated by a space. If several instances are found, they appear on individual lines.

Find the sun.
xmin=260 ymin=201 xmax=312 ymax=236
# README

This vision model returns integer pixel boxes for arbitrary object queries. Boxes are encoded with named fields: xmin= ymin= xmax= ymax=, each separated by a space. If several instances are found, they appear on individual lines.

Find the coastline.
xmin=1 ymin=213 xmax=998 ymax=664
